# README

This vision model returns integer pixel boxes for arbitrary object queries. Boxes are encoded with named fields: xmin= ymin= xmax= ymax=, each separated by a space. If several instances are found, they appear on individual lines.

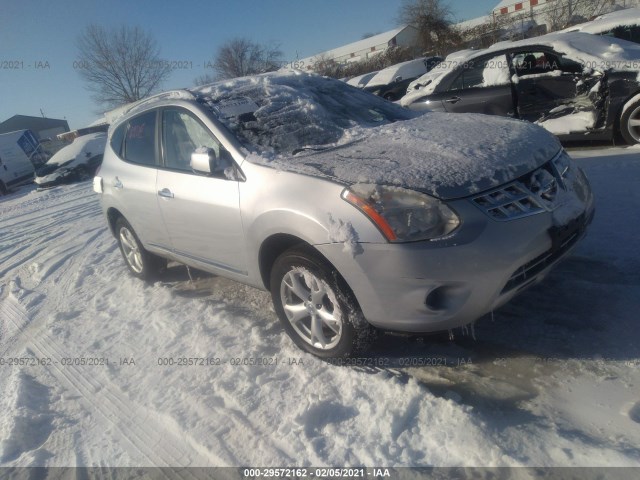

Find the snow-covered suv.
xmin=94 ymin=71 xmax=594 ymax=358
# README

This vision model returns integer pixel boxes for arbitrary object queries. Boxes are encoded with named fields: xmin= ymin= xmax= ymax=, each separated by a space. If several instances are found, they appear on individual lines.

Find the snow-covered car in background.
xmin=363 ymin=56 xmax=443 ymax=101
xmin=345 ymin=71 xmax=379 ymax=89
xmin=564 ymin=7 xmax=640 ymax=44
xmin=401 ymin=32 xmax=640 ymax=144
xmin=35 ymin=132 xmax=107 ymax=189
xmin=94 ymin=71 xmax=594 ymax=358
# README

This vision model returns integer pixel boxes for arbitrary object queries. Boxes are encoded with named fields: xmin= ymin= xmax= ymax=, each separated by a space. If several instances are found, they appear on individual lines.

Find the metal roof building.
xmin=0 ymin=115 xmax=70 ymax=141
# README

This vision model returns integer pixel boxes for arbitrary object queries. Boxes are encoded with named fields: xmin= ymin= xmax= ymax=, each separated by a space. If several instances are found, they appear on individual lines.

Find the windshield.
xmin=193 ymin=72 xmax=416 ymax=156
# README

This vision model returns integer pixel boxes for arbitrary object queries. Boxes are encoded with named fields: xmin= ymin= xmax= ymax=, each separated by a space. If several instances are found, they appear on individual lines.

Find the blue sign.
xmin=17 ymin=130 xmax=40 ymax=156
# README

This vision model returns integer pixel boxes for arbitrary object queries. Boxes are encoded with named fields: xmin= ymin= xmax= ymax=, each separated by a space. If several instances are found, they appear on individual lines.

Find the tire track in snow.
xmin=0 ymin=185 xmax=232 ymax=468
xmin=2 ymin=298 xmax=223 ymax=470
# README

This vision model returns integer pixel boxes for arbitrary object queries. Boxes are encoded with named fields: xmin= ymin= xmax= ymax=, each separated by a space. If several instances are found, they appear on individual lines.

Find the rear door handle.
xmin=158 ymin=188 xmax=174 ymax=199
xmin=114 ymin=177 xmax=123 ymax=189
xmin=444 ymin=96 xmax=462 ymax=104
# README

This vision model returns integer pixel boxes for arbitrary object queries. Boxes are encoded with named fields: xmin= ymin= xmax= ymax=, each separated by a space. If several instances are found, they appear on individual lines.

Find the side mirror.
xmin=395 ymin=76 xmax=403 ymax=83
xmin=190 ymin=148 xmax=216 ymax=174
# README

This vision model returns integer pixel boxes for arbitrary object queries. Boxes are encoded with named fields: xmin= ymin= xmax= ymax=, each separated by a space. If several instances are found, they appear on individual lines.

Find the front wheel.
xmin=620 ymin=99 xmax=640 ymax=145
xmin=115 ymin=217 xmax=166 ymax=281
xmin=270 ymin=245 xmax=377 ymax=359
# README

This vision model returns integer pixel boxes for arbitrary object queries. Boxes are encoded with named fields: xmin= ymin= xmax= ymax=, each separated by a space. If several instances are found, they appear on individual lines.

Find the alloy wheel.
xmin=279 ymin=268 xmax=343 ymax=350
xmin=119 ymin=227 xmax=144 ymax=273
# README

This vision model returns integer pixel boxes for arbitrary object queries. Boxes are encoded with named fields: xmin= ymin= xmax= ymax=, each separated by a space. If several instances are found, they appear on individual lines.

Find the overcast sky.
xmin=0 ymin=0 xmax=498 ymax=129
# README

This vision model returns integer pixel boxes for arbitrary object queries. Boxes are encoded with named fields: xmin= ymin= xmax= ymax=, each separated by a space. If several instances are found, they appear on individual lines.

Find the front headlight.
xmin=342 ymin=184 xmax=460 ymax=242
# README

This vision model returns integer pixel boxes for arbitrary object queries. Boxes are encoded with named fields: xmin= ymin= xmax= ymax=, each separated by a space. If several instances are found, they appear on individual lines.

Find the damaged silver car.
xmin=94 ymin=71 xmax=594 ymax=358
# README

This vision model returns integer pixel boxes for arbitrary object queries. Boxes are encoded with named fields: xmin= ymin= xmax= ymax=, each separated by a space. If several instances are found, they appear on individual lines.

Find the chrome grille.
xmin=472 ymin=181 xmax=546 ymax=221
xmin=472 ymin=151 xmax=571 ymax=222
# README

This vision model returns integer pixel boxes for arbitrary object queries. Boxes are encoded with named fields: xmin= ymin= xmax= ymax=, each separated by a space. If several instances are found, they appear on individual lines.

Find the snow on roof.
xmin=105 ymin=90 xmax=195 ymax=127
xmin=346 ymin=71 xmax=379 ymax=88
xmin=366 ymin=58 xmax=429 ymax=87
xmin=487 ymin=31 xmax=640 ymax=67
xmin=299 ymin=25 xmax=413 ymax=64
xmin=563 ymin=7 xmax=640 ymax=34
xmin=456 ymin=14 xmax=493 ymax=30
xmin=46 ymin=132 xmax=107 ymax=166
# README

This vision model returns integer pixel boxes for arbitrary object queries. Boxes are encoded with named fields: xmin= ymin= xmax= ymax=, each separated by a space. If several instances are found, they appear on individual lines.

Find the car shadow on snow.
xmin=354 ymin=252 xmax=640 ymax=420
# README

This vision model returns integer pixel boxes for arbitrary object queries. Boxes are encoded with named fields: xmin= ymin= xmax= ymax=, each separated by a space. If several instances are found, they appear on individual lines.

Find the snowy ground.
xmin=0 ymin=145 xmax=639 ymax=468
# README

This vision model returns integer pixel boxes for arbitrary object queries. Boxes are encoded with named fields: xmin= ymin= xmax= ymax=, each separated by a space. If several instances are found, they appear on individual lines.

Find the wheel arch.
xmin=259 ymin=234 xmax=312 ymax=290
xmin=106 ymin=207 xmax=125 ymax=236
xmin=614 ymin=90 xmax=640 ymax=131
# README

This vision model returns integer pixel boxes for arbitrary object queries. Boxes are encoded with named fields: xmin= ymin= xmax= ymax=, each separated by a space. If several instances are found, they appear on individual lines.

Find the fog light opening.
xmin=425 ymin=286 xmax=448 ymax=311
xmin=425 ymin=284 xmax=470 ymax=313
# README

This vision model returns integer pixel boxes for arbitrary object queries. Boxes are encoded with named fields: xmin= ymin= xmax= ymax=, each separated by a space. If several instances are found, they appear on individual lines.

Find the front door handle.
xmin=158 ymin=188 xmax=174 ymax=199
xmin=444 ymin=96 xmax=462 ymax=104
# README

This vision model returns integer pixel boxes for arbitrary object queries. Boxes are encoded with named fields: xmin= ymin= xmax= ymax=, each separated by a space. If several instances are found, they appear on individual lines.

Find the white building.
xmin=297 ymin=25 xmax=419 ymax=71
xmin=490 ymin=0 xmax=640 ymax=30
xmin=457 ymin=0 xmax=640 ymax=46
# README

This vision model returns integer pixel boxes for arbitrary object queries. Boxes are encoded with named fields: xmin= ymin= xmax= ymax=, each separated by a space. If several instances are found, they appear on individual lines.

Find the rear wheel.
xmin=270 ymin=245 xmax=377 ymax=359
xmin=115 ymin=217 xmax=166 ymax=281
xmin=620 ymin=99 xmax=640 ymax=145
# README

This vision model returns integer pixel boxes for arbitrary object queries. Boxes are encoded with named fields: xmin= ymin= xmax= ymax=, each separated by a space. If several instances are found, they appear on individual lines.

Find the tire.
xmin=620 ymin=99 xmax=640 ymax=145
xmin=270 ymin=245 xmax=377 ymax=359
xmin=115 ymin=217 xmax=166 ymax=281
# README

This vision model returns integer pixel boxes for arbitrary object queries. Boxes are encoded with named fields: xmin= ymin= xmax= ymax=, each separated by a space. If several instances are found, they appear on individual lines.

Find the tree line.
xmin=75 ymin=0 xmax=624 ymax=110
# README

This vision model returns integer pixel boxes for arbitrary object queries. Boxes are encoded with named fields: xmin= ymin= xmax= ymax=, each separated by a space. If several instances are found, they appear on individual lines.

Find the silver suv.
xmin=94 ymin=71 xmax=594 ymax=358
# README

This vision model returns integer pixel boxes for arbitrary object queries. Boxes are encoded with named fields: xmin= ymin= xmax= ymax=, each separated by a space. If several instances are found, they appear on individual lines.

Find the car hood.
xmin=251 ymin=112 xmax=562 ymax=200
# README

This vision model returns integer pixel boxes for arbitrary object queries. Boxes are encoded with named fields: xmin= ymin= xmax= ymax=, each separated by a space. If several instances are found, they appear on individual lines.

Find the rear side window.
xmin=123 ymin=111 xmax=157 ymax=166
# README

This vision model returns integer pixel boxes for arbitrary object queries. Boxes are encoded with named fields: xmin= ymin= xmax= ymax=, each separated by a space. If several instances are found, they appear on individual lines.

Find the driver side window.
xmin=512 ymin=51 xmax=561 ymax=76
xmin=161 ymin=108 xmax=231 ymax=175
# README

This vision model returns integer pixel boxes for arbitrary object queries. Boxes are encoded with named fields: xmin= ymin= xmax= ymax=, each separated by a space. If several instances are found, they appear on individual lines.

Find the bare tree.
xmin=76 ymin=25 xmax=172 ymax=109
xmin=544 ymin=0 xmax=615 ymax=31
xmin=398 ymin=0 xmax=462 ymax=56
xmin=197 ymin=38 xmax=283 ymax=84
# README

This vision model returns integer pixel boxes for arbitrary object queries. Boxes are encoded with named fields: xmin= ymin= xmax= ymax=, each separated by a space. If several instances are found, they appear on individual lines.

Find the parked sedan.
xmin=364 ymin=56 xmax=443 ymax=101
xmin=35 ymin=132 xmax=107 ymax=189
xmin=94 ymin=71 xmax=594 ymax=358
xmin=401 ymin=32 xmax=640 ymax=144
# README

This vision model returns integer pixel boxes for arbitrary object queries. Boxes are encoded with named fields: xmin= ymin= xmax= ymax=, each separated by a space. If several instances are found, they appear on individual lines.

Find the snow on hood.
xmin=46 ymin=132 xmax=107 ymax=167
xmin=250 ymin=112 xmax=562 ymax=200
xmin=564 ymin=7 xmax=640 ymax=34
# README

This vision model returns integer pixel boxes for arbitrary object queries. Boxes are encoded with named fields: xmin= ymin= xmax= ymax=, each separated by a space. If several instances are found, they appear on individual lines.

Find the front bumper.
xmin=317 ymin=175 xmax=594 ymax=333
